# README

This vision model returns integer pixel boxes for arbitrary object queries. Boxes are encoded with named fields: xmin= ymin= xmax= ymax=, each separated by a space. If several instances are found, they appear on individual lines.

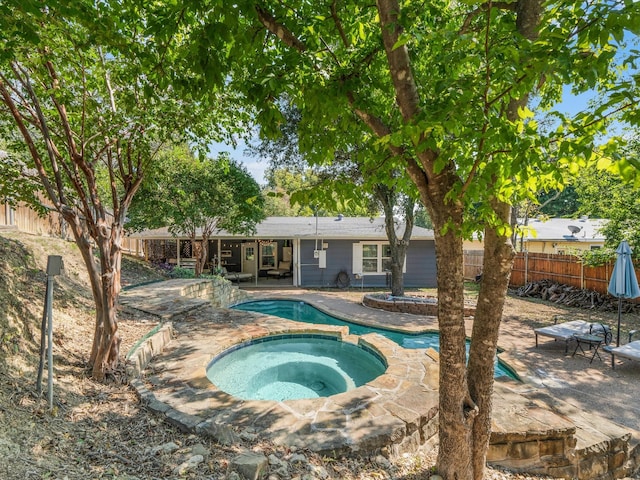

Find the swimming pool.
xmin=206 ymin=333 xmax=387 ymax=401
xmin=231 ymin=299 xmax=517 ymax=379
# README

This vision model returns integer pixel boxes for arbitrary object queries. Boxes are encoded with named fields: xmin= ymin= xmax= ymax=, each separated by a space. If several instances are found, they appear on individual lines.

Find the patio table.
xmin=572 ymin=333 xmax=604 ymax=364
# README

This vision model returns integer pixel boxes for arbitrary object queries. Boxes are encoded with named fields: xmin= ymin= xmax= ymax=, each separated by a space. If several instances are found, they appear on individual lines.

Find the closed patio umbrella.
xmin=607 ymin=241 xmax=640 ymax=346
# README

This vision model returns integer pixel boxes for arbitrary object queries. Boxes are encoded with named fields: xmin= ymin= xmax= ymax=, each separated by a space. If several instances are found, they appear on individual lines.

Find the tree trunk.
xmin=433 ymin=215 xmax=475 ymax=480
xmin=90 ymin=220 xmax=123 ymax=380
xmin=197 ymin=236 xmax=210 ymax=277
xmin=389 ymin=262 xmax=404 ymax=296
xmin=467 ymin=201 xmax=515 ymax=480
xmin=377 ymin=185 xmax=414 ymax=297
xmin=61 ymin=211 xmax=121 ymax=380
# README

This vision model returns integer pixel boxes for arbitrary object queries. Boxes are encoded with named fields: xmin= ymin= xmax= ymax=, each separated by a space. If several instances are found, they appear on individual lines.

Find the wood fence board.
xmin=2 ymin=200 xmax=143 ymax=256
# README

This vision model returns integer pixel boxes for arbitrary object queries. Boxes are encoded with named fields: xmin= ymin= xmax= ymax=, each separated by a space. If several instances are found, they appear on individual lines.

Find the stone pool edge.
xmin=122 ymin=280 xmax=640 ymax=478
xmin=129 ymin=318 xmax=442 ymax=458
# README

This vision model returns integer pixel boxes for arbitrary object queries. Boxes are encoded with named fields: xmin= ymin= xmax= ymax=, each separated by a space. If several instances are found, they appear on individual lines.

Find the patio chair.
xmin=221 ymin=267 xmax=253 ymax=283
xmin=606 ymin=330 xmax=640 ymax=369
xmin=534 ymin=316 xmax=612 ymax=354
xmin=267 ymin=261 xmax=291 ymax=279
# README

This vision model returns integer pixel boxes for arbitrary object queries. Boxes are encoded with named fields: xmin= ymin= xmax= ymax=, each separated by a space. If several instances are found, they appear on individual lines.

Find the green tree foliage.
xmin=261 ymin=167 xmax=318 ymax=217
xmin=141 ymin=1 xmax=639 ymax=477
xmin=0 ymin=2 xmax=234 ymax=379
xmin=127 ymin=145 xmax=265 ymax=276
xmin=0 ymin=142 xmax=47 ymax=215
xmin=538 ymin=186 xmax=580 ymax=217
xmin=576 ymin=166 xmax=640 ymax=259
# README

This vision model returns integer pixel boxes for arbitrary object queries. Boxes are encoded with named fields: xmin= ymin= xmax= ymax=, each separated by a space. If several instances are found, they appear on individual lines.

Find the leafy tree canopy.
xmin=127 ymin=145 xmax=265 ymax=237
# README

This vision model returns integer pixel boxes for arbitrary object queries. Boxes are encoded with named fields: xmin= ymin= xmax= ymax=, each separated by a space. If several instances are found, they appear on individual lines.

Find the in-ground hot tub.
xmin=206 ymin=333 xmax=387 ymax=401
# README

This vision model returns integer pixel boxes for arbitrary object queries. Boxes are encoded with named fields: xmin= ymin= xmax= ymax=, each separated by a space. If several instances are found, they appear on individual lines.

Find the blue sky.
xmin=209 ymin=138 xmax=268 ymax=186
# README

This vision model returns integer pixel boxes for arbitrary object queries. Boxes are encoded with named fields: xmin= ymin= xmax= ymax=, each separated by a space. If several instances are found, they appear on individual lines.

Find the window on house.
xmin=382 ymin=244 xmax=392 ymax=271
xmin=354 ymin=242 xmax=401 ymax=275
xmin=260 ymin=242 xmax=277 ymax=269
xmin=362 ymin=244 xmax=379 ymax=272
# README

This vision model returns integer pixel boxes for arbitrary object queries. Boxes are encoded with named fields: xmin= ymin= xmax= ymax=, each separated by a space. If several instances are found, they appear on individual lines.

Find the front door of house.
xmin=241 ymin=242 xmax=257 ymax=277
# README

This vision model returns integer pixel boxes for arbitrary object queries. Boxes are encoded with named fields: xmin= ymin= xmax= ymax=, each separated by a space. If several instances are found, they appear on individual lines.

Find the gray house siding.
xmin=298 ymin=239 xmax=436 ymax=288
xmin=404 ymin=240 xmax=437 ymax=288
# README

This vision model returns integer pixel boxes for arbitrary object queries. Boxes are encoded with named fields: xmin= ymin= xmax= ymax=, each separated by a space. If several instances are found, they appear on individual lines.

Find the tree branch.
xmin=461 ymin=0 xmax=494 ymax=195
xmin=330 ymin=0 xmax=350 ymax=48
xmin=459 ymin=1 xmax=516 ymax=34
xmin=255 ymin=5 xmax=307 ymax=52
xmin=375 ymin=0 xmax=421 ymax=122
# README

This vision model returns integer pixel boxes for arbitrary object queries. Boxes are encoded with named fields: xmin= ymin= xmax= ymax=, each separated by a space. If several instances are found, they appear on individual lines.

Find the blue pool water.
xmin=231 ymin=299 xmax=516 ymax=379
xmin=206 ymin=334 xmax=386 ymax=401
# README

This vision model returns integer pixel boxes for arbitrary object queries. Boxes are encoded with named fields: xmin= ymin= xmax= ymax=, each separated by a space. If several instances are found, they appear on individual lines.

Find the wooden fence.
xmin=1 ymin=200 xmax=143 ymax=256
xmin=465 ymin=250 xmax=640 ymax=297
xmin=463 ymin=250 xmax=484 ymax=280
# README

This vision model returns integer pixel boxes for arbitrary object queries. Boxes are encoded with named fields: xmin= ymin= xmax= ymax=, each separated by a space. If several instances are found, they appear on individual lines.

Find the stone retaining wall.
xmin=126 ymin=323 xmax=174 ymax=378
xmin=362 ymin=294 xmax=476 ymax=317
xmin=489 ymin=385 xmax=640 ymax=479
xmin=124 ymin=278 xmax=249 ymax=378
xmin=175 ymin=277 xmax=249 ymax=307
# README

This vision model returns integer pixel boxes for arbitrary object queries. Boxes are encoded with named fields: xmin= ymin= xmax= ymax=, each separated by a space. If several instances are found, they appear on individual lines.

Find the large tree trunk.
xmin=430 ymin=200 xmax=475 ymax=480
xmin=62 ymin=211 xmax=122 ymax=381
xmin=467 ymin=201 xmax=515 ymax=479
xmin=91 ymin=220 xmax=122 ymax=380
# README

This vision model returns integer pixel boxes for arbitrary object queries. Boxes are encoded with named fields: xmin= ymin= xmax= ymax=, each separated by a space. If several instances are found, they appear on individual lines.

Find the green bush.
xmin=170 ymin=267 xmax=195 ymax=278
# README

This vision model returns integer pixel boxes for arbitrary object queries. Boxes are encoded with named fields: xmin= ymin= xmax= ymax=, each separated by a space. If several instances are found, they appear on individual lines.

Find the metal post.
xmin=46 ymin=273 xmax=54 ymax=410
xmin=45 ymin=255 xmax=62 ymax=411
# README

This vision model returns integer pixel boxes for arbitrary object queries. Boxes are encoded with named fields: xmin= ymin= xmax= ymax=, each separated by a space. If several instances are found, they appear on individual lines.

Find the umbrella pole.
xmin=617 ymin=297 xmax=622 ymax=347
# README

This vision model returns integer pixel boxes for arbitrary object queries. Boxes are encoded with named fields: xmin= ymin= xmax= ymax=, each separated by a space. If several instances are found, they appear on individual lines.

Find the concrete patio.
xmin=121 ymin=279 xmax=640 ymax=479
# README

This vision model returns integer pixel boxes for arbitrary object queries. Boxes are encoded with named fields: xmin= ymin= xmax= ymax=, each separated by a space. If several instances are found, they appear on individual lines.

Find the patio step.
xmin=490 ymin=381 xmax=640 ymax=479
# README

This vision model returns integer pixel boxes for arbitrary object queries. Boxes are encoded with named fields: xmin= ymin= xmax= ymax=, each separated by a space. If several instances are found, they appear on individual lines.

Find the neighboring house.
xmin=128 ymin=216 xmax=437 ymax=288
xmin=463 ymin=217 xmax=607 ymax=254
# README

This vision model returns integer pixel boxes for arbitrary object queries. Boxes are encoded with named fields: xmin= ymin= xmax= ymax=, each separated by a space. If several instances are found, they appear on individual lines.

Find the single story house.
xmin=464 ymin=217 xmax=607 ymax=254
xmin=128 ymin=216 xmax=436 ymax=288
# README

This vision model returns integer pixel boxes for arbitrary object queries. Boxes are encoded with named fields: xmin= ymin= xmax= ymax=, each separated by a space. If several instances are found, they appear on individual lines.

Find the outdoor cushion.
xmin=534 ymin=319 xmax=610 ymax=354
xmin=267 ymin=261 xmax=291 ymax=277
xmin=607 ymin=331 xmax=640 ymax=368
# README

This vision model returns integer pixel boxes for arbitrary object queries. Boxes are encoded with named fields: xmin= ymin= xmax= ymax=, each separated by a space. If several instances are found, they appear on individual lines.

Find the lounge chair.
xmin=267 ymin=261 xmax=291 ymax=279
xmin=534 ymin=316 xmax=612 ymax=354
xmin=606 ymin=330 xmax=640 ymax=369
xmin=220 ymin=267 xmax=253 ymax=283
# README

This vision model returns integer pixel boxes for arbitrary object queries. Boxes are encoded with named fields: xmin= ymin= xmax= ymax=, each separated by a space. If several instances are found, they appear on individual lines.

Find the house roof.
xmin=521 ymin=217 xmax=607 ymax=242
xmin=129 ymin=216 xmax=435 ymax=241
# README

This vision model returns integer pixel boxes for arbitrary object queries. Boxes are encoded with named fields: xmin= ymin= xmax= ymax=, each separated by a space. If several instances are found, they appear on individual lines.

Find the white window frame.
xmin=260 ymin=242 xmax=278 ymax=270
xmin=352 ymin=242 xmax=405 ymax=275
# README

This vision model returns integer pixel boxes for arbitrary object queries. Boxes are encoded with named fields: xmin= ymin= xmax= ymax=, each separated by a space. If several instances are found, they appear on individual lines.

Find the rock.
xmin=267 ymin=454 xmax=289 ymax=476
xmin=288 ymin=453 xmax=308 ymax=465
xmin=231 ymin=451 xmax=269 ymax=480
xmin=150 ymin=441 xmax=180 ymax=455
xmin=190 ymin=443 xmax=209 ymax=459
xmin=172 ymin=454 xmax=204 ymax=475
xmin=307 ymin=465 xmax=328 ymax=479
xmin=197 ymin=418 xmax=241 ymax=445
xmin=227 ymin=472 xmax=241 ymax=480
xmin=240 ymin=429 xmax=259 ymax=441
xmin=374 ymin=454 xmax=391 ymax=468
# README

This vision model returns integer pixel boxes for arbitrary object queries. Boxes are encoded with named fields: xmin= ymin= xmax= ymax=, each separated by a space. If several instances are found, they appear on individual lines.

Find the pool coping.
xmin=130 ymin=310 xmax=442 ymax=457
xmin=122 ymin=280 xmax=640 ymax=478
